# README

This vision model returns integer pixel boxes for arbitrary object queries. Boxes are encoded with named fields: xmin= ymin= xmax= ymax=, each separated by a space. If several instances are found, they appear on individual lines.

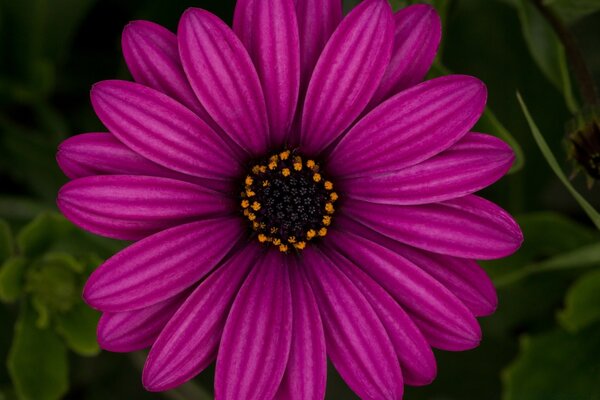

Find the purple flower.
xmin=56 ymin=0 xmax=523 ymax=398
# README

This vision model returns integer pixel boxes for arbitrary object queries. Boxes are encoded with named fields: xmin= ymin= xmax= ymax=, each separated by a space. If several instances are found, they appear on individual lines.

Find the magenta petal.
xmin=91 ymin=80 xmax=240 ymax=179
xmin=56 ymin=133 xmax=233 ymax=193
xmin=340 ymin=133 xmax=514 ymax=205
xmin=215 ymin=251 xmax=292 ymax=400
xmin=300 ymin=0 xmax=394 ymax=154
xmin=338 ymin=216 xmax=498 ymax=316
xmin=294 ymin=0 xmax=342 ymax=95
xmin=330 ymin=250 xmax=436 ymax=386
xmin=392 ymin=244 xmax=498 ymax=317
xmin=57 ymin=175 xmax=232 ymax=241
xmin=178 ymin=8 xmax=269 ymax=155
xmin=122 ymin=20 xmax=204 ymax=116
xmin=328 ymin=75 xmax=487 ymax=178
xmin=274 ymin=259 xmax=327 ymax=400
xmin=234 ymin=0 xmax=300 ymax=147
xmin=97 ymin=291 xmax=188 ymax=352
xmin=345 ymin=194 xmax=523 ymax=260
xmin=142 ymin=246 xmax=259 ymax=391
xmin=369 ymin=5 xmax=441 ymax=107
xmin=303 ymin=248 xmax=403 ymax=400
xmin=83 ymin=218 xmax=243 ymax=312
xmin=326 ymin=230 xmax=482 ymax=351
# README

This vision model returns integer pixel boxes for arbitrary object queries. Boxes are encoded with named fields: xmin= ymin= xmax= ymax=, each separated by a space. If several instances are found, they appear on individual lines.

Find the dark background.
xmin=1 ymin=0 xmax=600 ymax=399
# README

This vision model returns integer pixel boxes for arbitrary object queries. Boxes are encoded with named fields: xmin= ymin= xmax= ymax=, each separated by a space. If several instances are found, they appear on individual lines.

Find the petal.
xmin=83 ymin=217 xmax=244 ymax=312
xmin=300 ymin=0 xmax=394 ymax=155
xmin=340 ymin=133 xmax=514 ymax=205
xmin=369 ymin=5 xmax=441 ymax=107
xmin=122 ymin=20 xmax=204 ymax=116
xmin=328 ymin=75 xmax=487 ymax=178
xmin=215 ymin=251 xmax=292 ymax=400
xmin=337 ymin=216 xmax=498 ymax=316
xmin=344 ymin=194 xmax=523 ymax=259
xmin=326 ymin=229 xmax=481 ymax=351
xmin=330 ymin=250 xmax=436 ymax=386
xmin=294 ymin=0 xmax=342 ymax=95
xmin=91 ymin=80 xmax=240 ymax=179
xmin=97 ymin=290 xmax=188 ymax=352
xmin=274 ymin=259 xmax=326 ymax=400
xmin=56 ymin=133 xmax=233 ymax=193
xmin=57 ymin=175 xmax=233 ymax=241
xmin=303 ymin=248 xmax=403 ymax=400
xmin=234 ymin=0 xmax=300 ymax=146
xmin=178 ymin=8 xmax=269 ymax=155
xmin=142 ymin=245 xmax=260 ymax=391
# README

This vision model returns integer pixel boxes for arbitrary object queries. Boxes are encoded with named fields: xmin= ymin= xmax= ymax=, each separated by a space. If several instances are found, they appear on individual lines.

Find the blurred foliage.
xmin=0 ymin=0 xmax=599 ymax=399
xmin=0 ymin=213 xmax=119 ymax=400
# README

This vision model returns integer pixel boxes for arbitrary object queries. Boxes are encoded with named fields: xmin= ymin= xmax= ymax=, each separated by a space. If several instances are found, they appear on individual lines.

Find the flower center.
xmin=240 ymin=150 xmax=338 ymax=252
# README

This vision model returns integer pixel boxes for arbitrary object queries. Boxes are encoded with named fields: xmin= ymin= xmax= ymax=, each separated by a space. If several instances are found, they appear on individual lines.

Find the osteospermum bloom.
xmin=56 ymin=0 xmax=523 ymax=398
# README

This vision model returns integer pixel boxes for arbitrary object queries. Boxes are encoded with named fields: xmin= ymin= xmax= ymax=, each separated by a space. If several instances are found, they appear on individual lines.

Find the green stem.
xmin=531 ymin=0 xmax=599 ymax=107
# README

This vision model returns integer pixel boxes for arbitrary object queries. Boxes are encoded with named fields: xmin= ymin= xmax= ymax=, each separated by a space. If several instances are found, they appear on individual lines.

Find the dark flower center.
xmin=240 ymin=150 xmax=337 ymax=252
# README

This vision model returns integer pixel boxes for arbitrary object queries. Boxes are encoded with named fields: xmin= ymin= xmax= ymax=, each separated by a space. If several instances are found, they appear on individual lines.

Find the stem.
xmin=129 ymin=352 xmax=214 ymax=400
xmin=531 ymin=0 xmax=599 ymax=107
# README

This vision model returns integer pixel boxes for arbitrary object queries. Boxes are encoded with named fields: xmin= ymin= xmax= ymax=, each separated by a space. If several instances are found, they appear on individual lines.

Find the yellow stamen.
xmin=252 ymin=165 xmax=260 ymax=174
xmin=325 ymin=203 xmax=334 ymax=214
xmin=246 ymin=190 xmax=255 ymax=197
xmin=252 ymin=222 xmax=260 ymax=229
xmin=322 ymin=216 xmax=331 ymax=226
xmin=262 ymin=180 xmax=270 ymax=187
xmin=307 ymin=229 xmax=316 ymax=240
xmin=245 ymin=176 xmax=253 ymax=186
xmin=279 ymin=150 xmax=290 ymax=160
xmin=241 ymin=199 xmax=250 ymax=208
xmin=306 ymin=159 xmax=316 ymax=169
xmin=293 ymin=162 xmax=303 ymax=171
xmin=243 ymin=209 xmax=250 ymax=216
xmin=273 ymin=238 xmax=281 ymax=246
xmin=318 ymin=227 xmax=328 ymax=237
xmin=259 ymin=165 xmax=267 ymax=173
xmin=251 ymin=201 xmax=261 ymax=211
xmin=279 ymin=244 xmax=288 ymax=252
xmin=270 ymin=227 xmax=278 ymax=234
xmin=313 ymin=173 xmax=322 ymax=182
xmin=288 ymin=236 xmax=296 ymax=243
xmin=248 ymin=213 xmax=256 ymax=221
xmin=282 ymin=168 xmax=291 ymax=177
xmin=330 ymin=192 xmax=339 ymax=202
xmin=324 ymin=181 xmax=333 ymax=190
xmin=268 ymin=161 xmax=277 ymax=170
xmin=294 ymin=241 xmax=306 ymax=250
xmin=258 ymin=234 xmax=268 ymax=243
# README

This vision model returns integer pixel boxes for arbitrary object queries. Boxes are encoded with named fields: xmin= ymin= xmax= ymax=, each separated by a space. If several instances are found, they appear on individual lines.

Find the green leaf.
xmin=17 ymin=213 xmax=70 ymax=257
xmin=8 ymin=304 xmax=69 ymax=400
xmin=0 ymin=219 xmax=13 ymax=262
xmin=503 ymin=325 xmax=600 ymax=400
xmin=546 ymin=0 xmax=600 ymax=23
xmin=517 ymin=93 xmax=600 ymax=229
xmin=559 ymin=269 xmax=600 ymax=332
xmin=25 ymin=253 xmax=81 ymax=324
xmin=0 ymin=257 xmax=28 ymax=303
xmin=430 ymin=62 xmax=525 ymax=173
xmin=16 ymin=212 xmax=122 ymax=259
xmin=515 ymin=0 xmax=578 ymax=113
xmin=494 ymin=242 xmax=600 ymax=287
xmin=55 ymin=302 xmax=100 ymax=357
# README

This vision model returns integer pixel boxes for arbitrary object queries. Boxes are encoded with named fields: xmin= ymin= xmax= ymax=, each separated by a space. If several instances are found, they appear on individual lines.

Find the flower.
xmin=56 ymin=0 xmax=523 ymax=398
